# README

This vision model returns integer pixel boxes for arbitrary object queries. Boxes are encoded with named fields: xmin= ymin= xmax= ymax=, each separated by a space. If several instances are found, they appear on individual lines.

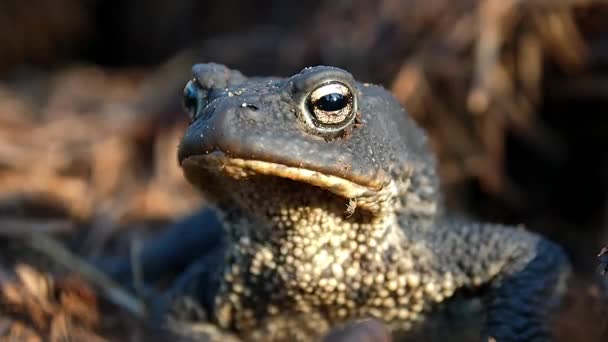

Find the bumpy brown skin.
xmin=159 ymin=64 xmax=570 ymax=341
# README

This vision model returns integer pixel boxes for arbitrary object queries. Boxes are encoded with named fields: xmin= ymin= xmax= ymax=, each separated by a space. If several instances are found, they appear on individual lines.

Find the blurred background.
xmin=1 ymin=0 xmax=608 ymax=340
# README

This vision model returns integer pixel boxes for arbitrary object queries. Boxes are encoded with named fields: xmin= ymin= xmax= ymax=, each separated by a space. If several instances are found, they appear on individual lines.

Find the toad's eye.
xmin=306 ymin=82 xmax=355 ymax=127
xmin=182 ymin=79 xmax=203 ymax=121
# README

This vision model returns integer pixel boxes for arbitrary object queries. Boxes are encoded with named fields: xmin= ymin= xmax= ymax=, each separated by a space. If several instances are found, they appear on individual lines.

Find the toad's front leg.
xmin=432 ymin=221 xmax=571 ymax=341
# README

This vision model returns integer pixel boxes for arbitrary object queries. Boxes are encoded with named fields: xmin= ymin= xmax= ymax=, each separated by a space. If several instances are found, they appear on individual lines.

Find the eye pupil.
xmin=316 ymin=93 xmax=347 ymax=112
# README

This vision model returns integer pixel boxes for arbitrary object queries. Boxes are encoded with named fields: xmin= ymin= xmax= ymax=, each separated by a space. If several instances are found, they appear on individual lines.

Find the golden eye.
xmin=306 ymin=82 xmax=354 ymax=126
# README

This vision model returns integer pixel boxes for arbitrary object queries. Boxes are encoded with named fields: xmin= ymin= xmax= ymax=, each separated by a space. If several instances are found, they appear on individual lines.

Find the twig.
xmin=130 ymin=238 xmax=146 ymax=304
xmin=0 ymin=228 xmax=146 ymax=318
xmin=0 ymin=219 xmax=75 ymax=235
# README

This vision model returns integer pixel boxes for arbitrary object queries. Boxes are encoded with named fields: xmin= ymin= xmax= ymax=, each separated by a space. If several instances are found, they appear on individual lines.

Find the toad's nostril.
xmin=240 ymin=102 xmax=259 ymax=111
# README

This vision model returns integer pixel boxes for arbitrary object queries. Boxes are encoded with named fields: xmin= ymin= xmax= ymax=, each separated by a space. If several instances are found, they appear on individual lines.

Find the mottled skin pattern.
xmin=139 ymin=64 xmax=570 ymax=341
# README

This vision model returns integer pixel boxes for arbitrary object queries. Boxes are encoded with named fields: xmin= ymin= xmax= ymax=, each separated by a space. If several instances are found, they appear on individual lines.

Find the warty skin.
xmin=112 ymin=63 xmax=571 ymax=342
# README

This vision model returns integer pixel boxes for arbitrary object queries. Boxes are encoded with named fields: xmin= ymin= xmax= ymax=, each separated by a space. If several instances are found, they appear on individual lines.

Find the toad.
xmin=119 ymin=63 xmax=571 ymax=341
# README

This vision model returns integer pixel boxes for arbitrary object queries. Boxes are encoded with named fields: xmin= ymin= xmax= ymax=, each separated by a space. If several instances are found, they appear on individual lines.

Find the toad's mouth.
xmin=180 ymin=152 xmax=397 ymax=212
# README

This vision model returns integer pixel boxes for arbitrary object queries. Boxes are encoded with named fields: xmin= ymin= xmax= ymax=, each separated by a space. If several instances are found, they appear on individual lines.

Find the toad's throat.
xmin=180 ymin=153 xmax=398 ymax=213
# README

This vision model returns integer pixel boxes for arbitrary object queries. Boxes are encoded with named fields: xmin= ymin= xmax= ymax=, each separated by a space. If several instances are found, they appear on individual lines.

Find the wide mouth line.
xmin=181 ymin=153 xmax=385 ymax=200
